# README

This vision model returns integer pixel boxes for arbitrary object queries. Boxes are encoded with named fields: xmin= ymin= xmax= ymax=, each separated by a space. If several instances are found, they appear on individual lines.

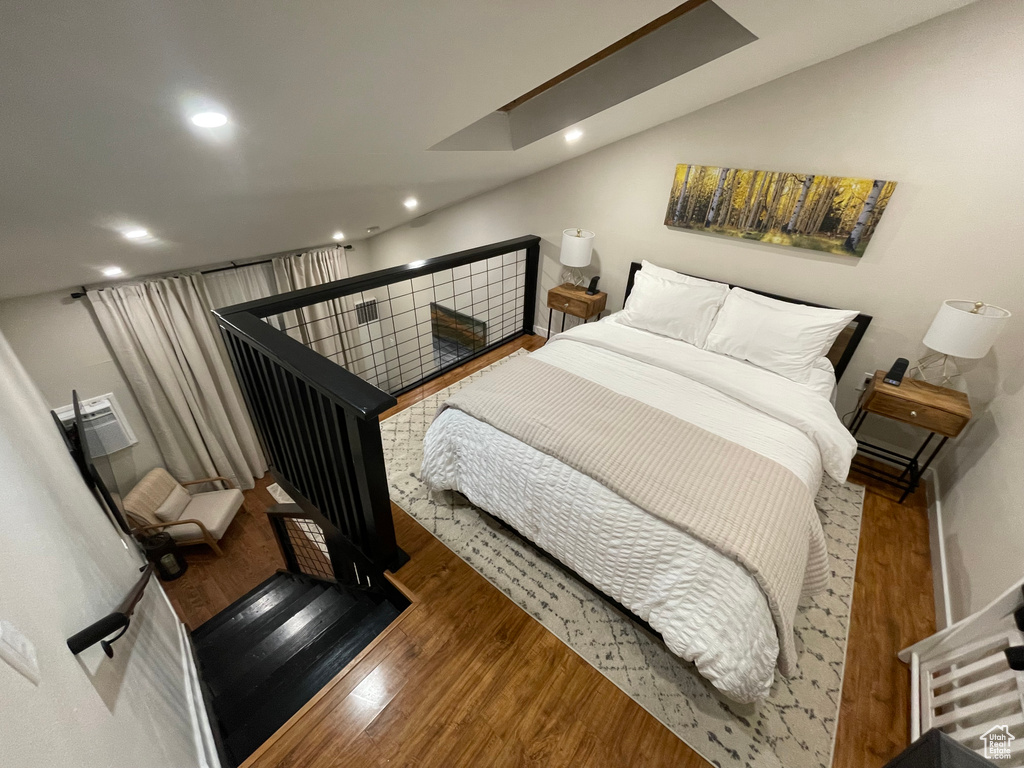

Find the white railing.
xmin=901 ymin=578 xmax=1024 ymax=764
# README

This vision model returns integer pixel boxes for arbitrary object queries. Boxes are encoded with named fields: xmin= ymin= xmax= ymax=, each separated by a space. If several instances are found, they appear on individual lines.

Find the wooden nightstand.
xmin=850 ymin=371 xmax=972 ymax=503
xmin=546 ymin=283 xmax=607 ymax=338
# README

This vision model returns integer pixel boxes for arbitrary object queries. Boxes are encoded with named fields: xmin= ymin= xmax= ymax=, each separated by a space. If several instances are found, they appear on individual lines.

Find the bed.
xmin=421 ymin=261 xmax=871 ymax=703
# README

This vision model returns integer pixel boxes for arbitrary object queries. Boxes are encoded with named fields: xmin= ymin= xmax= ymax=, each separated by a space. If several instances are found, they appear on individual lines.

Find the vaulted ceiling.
xmin=0 ymin=0 xmax=975 ymax=298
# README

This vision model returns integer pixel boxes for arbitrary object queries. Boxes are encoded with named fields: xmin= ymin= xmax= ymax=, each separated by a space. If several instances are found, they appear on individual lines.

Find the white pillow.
xmin=636 ymin=260 xmax=725 ymax=287
xmin=804 ymin=357 xmax=838 ymax=400
xmin=154 ymin=483 xmax=191 ymax=522
xmin=704 ymin=287 xmax=858 ymax=383
xmin=620 ymin=264 xmax=729 ymax=347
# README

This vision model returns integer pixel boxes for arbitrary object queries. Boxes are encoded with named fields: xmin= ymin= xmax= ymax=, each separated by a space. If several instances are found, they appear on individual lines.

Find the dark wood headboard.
xmin=624 ymin=261 xmax=871 ymax=382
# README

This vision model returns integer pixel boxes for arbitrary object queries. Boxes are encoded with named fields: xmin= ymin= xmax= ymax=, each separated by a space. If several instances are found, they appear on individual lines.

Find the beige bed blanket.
xmin=439 ymin=355 xmax=829 ymax=675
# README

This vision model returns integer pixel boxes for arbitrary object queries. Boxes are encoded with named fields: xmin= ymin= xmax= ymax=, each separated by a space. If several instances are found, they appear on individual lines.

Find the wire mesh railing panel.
xmin=216 ymin=236 xmax=540 ymax=584
xmin=283 ymin=517 xmax=335 ymax=582
xmin=261 ymin=249 xmax=528 ymax=395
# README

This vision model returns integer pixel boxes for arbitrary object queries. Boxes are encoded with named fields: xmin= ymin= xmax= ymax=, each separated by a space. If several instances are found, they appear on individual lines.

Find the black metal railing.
xmin=266 ymin=502 xmax=383 ymax=588
xmin=215 ymin=235 xmax=541 ymax=582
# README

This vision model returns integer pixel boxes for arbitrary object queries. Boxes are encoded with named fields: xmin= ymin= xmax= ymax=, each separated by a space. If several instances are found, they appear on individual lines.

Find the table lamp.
xmin=911 ymin=299 xmax=1011 ymax=386
xmin=559 ymin=228 xmax=594 ymax=287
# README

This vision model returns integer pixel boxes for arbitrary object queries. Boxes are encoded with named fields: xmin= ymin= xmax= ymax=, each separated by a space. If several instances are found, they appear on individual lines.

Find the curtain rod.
xmin=70 ymin=242 xmax=354 ymax=298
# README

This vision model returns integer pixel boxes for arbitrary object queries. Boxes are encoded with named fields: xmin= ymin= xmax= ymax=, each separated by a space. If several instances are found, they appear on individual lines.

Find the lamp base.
xmin=909 ymin=352 xmax=962 ymax=388
xmin=561 ymin=267 xmax=585 ymax=287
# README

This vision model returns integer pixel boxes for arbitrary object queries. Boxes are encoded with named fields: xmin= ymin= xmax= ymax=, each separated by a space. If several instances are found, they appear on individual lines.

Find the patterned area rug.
xmin=381 ymin=351 xmax=864 ymax=768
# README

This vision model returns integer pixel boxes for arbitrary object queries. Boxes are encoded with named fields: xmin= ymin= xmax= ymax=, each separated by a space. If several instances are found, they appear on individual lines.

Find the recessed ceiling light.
xmin=190 ymin=111 xmax=228 ymax=128
xmin=366 ymin=226 xmax=380 ymax=234
xmin=564 ymin=128 xmax=583 ymax=143
xmin=123 ymin=228 xmax=149 ymax=240
xmin=102 ymin=266 xmax=124 ymax=277
xmin=332 ymin=230 xmax=345 ymax=241
xmin=403 ymin=197 xmax=418 ymax=210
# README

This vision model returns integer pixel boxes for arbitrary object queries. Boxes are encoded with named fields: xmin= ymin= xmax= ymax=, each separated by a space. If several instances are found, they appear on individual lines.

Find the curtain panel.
xmin=88 ymin=275 xmax=267 ymax=489
xmin=87 ymin=247 xmax=350 ymax=491
xmin=272 ymin=247 xmax=392 ymax=387
xmin=202 ymin=261 xmax=278 ymax=313
xmin=272 ymin=247 xmax=350 ymax=364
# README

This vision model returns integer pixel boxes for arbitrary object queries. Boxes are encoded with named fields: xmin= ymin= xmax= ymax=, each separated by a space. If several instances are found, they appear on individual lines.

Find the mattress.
xmin=421 ymin=315 xmax=856 ymax=702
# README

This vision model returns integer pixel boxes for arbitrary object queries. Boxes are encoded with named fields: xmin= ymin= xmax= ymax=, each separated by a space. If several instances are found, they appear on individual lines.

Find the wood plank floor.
xmin=163 ymin=334 xmax=936 ymax=767
xmin=163 ymin=479 xmax=286 ymax=629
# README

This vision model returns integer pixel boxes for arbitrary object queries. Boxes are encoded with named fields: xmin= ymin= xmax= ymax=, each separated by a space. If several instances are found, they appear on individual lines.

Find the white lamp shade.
xmin=922 ymin=300 xmax=1011 ymax=359
xmin=559 ymin=228 xmax=594 ymax=268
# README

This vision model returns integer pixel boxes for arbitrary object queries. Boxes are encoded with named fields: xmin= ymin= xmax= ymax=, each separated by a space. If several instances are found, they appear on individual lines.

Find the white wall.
xmin=0 ymin=291 xmax=165 ymax=496
xmin=940 ymin=373 xmax=1024 ymax=618
xmin=0 ymin=329 xmax=204 ymax=768
xmin=366 ymin=0 xmax=1024 ymax=619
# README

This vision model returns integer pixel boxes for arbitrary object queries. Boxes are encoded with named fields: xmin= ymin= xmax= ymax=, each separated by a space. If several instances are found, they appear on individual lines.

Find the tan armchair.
xmin=123 ymin=468 xmax=244 ymax=556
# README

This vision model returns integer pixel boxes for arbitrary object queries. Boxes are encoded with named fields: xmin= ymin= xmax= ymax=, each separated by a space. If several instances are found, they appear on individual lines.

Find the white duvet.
xmin=421 ymin=315 xmax=856 ymax=702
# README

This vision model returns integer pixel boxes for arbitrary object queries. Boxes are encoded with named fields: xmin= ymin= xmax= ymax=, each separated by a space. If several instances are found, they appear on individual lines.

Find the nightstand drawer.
xmin=862 ymin=371 xmax=972 ymax=438
xmin=853 ymin=371 xmax=972 ymax=503
xmin=864 ymin=394 xmax=967 ymax=436
xmin=546 ymin=284 xmax=607 ymax=320
xmin=546 ymin=294 xmax=591 ymax=317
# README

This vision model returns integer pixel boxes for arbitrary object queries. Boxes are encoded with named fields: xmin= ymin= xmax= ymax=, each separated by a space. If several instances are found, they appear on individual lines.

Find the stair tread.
xmin=192 ymin=571 xmax=293 ymax=642
xmin=211 ymin=587 xmax=363 ymax=704
xmin=194 ymin=575 xmax=312 ymax=651
xmin=205 ymin=587 xmax=350 ymax=696
xmin=193 ymin=565 xmax=409 ymax=767
xmin=198 ymin=583 xmax=330 ymax=682
xmin=222 ymin=592 xmax=381 ymax=709
xmin=198 ymin=578 xmax=326 ymax=661
xmin=223 ymin=599 xmax=402 ymax=764
xmin=216 ymin=598 xmax=379 ymax=732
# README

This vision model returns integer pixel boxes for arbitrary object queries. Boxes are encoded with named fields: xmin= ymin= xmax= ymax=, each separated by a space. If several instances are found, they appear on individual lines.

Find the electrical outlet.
xmin=855 ymin=371 xmax=874 ymax=392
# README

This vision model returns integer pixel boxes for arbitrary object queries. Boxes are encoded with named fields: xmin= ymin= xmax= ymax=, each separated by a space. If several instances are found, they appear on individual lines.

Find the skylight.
xmin=432 ymin=1 xmax=756 ymax=152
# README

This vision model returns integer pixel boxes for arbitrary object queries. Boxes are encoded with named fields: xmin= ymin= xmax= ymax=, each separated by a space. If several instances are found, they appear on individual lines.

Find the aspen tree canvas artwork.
xmin=664 ymin=164 xmax=896 ymax=256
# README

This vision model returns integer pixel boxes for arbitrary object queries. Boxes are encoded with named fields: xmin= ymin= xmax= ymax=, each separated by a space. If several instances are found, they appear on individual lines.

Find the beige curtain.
xmin=88 ymin=275 xmax=267 ymax=490
xmin=202 ymin=261 xmax=277 ymax=312
xmin=273 ymin=247 xmax=351 ymax=365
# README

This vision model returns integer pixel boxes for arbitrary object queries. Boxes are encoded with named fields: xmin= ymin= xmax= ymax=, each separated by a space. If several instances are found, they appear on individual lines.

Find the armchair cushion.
xmin=154 ymin=484 xmax=191 ymax=522
xmin=123 ymin=467 xmax=180 ymax=526
xmin=168 ymin=489 xmax=244 ymax=542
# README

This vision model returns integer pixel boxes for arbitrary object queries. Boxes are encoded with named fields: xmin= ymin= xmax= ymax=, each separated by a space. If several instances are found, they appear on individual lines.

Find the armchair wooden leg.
xmin=204 ymin=531 xmax=223 ymax=556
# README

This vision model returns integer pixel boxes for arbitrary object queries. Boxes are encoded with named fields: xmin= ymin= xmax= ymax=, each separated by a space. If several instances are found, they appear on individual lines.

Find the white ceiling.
xmin=0 ymin=0 xmax=975 ymax=298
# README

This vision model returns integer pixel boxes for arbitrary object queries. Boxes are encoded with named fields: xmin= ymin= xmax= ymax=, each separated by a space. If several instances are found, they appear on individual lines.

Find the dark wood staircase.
xmin=192 ymin=570 xmax=406 ymax=766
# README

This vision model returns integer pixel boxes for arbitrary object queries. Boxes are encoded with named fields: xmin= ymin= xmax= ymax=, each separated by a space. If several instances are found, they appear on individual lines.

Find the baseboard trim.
xmin=157 ymin=584 xmax=221 ymax=768
xmin=924 ymin=469 xmax=953 ymax=630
